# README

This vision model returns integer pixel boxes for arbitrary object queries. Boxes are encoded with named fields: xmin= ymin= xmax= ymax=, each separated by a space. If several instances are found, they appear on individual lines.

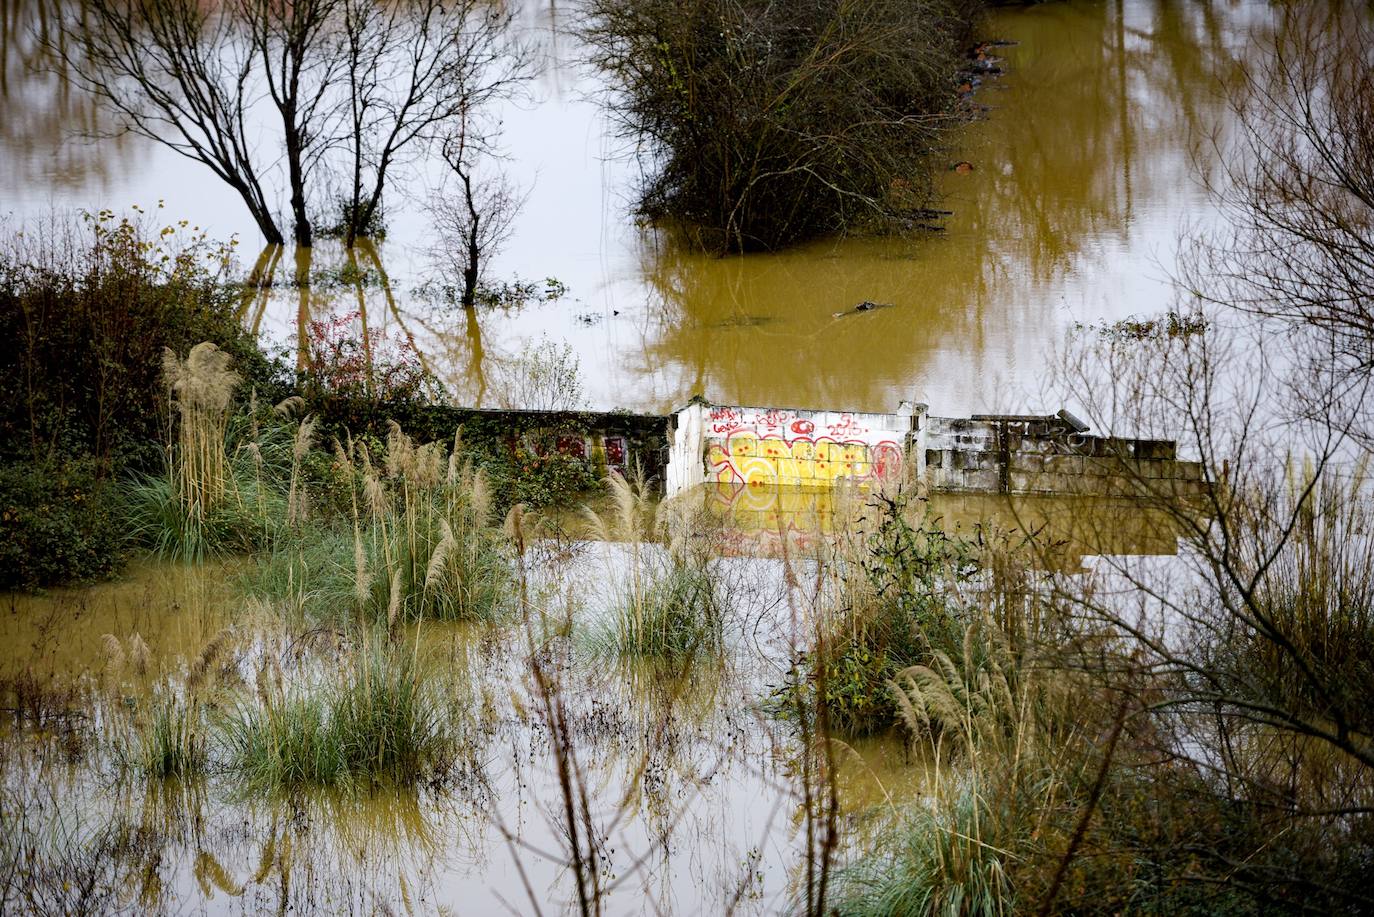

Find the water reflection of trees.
xmin=236 ymin=239 xmax=539 ymax=406
xmin=634 ymin=0 xmax=1262 ymax=412
xmin=0 ymin=0 xmax=143 ymax=192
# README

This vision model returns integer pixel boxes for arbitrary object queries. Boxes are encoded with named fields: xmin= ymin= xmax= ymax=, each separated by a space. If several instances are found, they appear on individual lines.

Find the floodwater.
xmin=1 ymin=542 xmax=928 ymax=914
xmin=0 ymin=485 xmax=1188 ymax=913
xmin=0 ymin=0 xmax=1268 ymax=415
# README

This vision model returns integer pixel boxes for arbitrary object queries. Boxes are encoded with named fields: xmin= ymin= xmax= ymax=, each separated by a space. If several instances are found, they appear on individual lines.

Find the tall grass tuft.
xmin=126 ymin=350 xmax=296 ymax=561
xmin=584 ymin=469 xmax=724 ymax=662
xmin=135 ymin=688 xmax=209 ymax=780
xmin=267 ymin=425 xmax=512 ymax=625
xmin=163 ymin=343 xmax=239 ymax=524
xmin=114 ymin=629 xmax=235 ymax=780
xmin=830 ymin=616 xmax=1085 ymax=916
xmin=220 ymin=637 xmax=451 ymax=792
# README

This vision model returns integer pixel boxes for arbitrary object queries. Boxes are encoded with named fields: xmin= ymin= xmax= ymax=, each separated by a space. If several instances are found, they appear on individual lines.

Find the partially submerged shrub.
xmin=221 ymin=639 xmax=451 ymax=792
xmin=300 ymin=309 xmax=439 ymax=403
xmin=788 ymin=493 xmax=980 ymax=734
xmin=583 ymin=0 xmax=978 ymax=250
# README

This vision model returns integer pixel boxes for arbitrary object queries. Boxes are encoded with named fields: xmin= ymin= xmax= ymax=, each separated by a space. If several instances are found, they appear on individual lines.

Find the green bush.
xmin=0 ymin=211 xmax=285 ymax=473
xmin=781 ymin=494 xmax=979 ymax=734
xmin=0 ymin=459 xmax=123 ymax=590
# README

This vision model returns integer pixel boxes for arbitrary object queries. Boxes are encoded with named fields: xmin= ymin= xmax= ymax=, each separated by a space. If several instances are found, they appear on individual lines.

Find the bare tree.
xmin=57 ymin=0 xmax=292 ymax=245
xmin=54 ymin=0 xmax=528 ymax=249
xmin=428 ymin=112 xmax=524 ymax=310
xmin=332 ymin=0 xmax=529 ymax=247
xmin=243 ymin=0 xmax=341 ymax=248
xmin=1181 ymin=2 xmax=1374 ymax=441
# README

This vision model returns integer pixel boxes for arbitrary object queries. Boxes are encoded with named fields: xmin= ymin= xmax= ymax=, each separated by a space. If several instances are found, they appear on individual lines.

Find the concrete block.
xmin=1176 ymin=461 xmax=1204 ymax=482
xmin=1045 ymin=455 xmax=1085 ymax=475
xmin=1134 ymin=439 xmax=1177 ymax=460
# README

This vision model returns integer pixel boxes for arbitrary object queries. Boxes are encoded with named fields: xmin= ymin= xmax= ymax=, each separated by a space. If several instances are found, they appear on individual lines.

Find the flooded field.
xmin=0 ymin=482 xmax=1190 ymax=913
xmin=0 ymin=530 xmax=879 ymax=912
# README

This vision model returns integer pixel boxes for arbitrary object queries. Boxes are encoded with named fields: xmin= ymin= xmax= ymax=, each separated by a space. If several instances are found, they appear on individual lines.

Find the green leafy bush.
xmin=0 ymin=210 xmax=285 ymax=473
xmin=783 ymin=493 xmax=980 ymax=734
xmin=0 ymin=459 xmax=123 ymax=590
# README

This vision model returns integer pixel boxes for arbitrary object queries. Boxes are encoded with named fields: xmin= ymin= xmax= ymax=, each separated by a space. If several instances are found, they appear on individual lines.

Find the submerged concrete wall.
xmin=665 ymin=400 xmax=1206 ymax=499
xmin=667 ymin=401 xmax=921 ymax=493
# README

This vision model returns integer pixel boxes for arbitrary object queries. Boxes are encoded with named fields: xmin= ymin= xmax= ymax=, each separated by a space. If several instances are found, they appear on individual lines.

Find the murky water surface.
xmin=1 ymin=0 xmax=1268 ymax=414
xmin=0 ymin=488 xmax=1186 ymax=913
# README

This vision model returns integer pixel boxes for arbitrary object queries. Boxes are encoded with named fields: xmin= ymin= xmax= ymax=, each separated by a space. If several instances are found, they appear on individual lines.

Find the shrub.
xmin=583 ymin=0 xmax=979 ymax=251
xmin=299 ymin=309 xmax=440 ymax=404
xmin=0 ymin=210 xmax=284 ymax=473
xmin=787 ymin=493 xmax=980 ymax=734
xmin=0 ymin=458 xmax=123 ymax=590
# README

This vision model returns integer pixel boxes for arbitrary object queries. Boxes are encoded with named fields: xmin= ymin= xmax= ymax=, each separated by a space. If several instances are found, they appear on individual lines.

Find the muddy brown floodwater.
xmin=0 ymin=489 xmax=1188 ymax=913
xmin=2 ymin=0 xmax=1269 ymax=414
xmin=1 ymin=540 xmax=929 ymax=914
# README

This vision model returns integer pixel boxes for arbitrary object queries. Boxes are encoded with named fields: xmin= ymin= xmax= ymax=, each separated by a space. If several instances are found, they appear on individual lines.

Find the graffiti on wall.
xmin=521 ymin=432 xmax=631 ymax=471
xmin=704 ymin=406 xmax=905 ymax=491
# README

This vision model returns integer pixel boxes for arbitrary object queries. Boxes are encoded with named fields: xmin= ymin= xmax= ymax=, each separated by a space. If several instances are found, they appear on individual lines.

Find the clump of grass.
xmin=134 ymin=689 xmax=208 ymax=779
xmin=584 ymin=470 xmax=724 ymax=662
xmin=220 ymin=638 xmax=451 ymax=792
xmin=125 ymin=362 xmax=296 ymax=561
xmin=116 ymin=629 xmax=234 ymax=780
xmin=832 ymin=783 xmax=1011 ymax=917
xmin=247 ymin=425 xmax=514 ymax=626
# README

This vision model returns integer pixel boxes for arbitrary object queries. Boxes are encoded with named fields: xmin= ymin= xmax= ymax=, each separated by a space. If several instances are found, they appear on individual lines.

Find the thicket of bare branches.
xmin=1182 ymin=2 xmax=1374 ymax=439
xmin=581 ymin=0 xmax=980 ymax=252
xmin=1006 ymin=7 xmax=1374 ymax=908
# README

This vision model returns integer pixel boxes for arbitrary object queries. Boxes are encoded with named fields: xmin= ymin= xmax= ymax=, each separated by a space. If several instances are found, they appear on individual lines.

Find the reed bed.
xmin=249 ymin=423 xmax=515 ymax=626
xmin=829 ymin=620 xmax=1084 ymax=916
xmin=126 ymin=350 xmax=297 ymax=561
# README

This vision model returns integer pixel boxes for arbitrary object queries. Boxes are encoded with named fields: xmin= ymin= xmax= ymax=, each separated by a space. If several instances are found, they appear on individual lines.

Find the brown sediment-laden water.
xmin=1 ymin=0 xmax=1266 ymax=414
xmin=0 ymin=486 xmax=1189 ymax=912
